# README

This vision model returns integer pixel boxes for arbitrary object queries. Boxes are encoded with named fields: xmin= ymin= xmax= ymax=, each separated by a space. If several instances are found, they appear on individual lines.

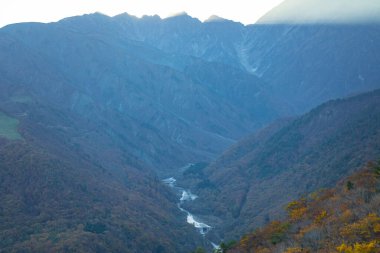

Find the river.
xmin=162 ymin=177 xmax=212 ymax=235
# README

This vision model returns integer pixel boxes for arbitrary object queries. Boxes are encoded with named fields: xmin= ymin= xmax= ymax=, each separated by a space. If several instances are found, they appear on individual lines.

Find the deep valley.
xmin=0 ymin=0 xmax=380 ymax=252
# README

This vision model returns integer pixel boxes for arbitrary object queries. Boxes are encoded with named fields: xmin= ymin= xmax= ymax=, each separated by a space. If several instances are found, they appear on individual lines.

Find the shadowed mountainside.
xmin=0 ymin=138 xmax=203 ymax=252
xmin=180 ymin=89 xmax=380 ymax=240
xmin=1 ymin=10 xmax=380 ymax=175
xmin=0 ymin=16 xmax=277 ymax=176
xmin=0 ymin=0 xmax=380 ymax=251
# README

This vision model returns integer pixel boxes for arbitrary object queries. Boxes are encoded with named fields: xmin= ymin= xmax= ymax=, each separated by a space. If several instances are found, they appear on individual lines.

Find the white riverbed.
xmin=162 ymin=177 xmax=211 ymax=235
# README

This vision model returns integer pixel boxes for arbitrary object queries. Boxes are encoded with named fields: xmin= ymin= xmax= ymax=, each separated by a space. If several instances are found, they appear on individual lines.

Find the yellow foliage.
xmin=367 ymin=213 xmax=380 ymax=224
xmin=309 ymin=191 xmax=319 ymax=200
xmin=285 ymin=247 xmax=309 ymax=253
xmin=340 ymin=209 xmax=354 ymax=224
xmin=232 ymin=163 xmax=380 ymax=253
xmin=314 ymin=210 xmax=328 ymax=224
xmin=256 ymin=248 xmax=271 ymax=253
xmin=373 ymin=223 xmax=380 ymax=233
xmin=286 ymin=200 xmax=305 ymax=211
xmin=286 ymin=199 xmax=308 ymax=221
xmin=336 ymin=240 xmax=379 ymax=253
xmin=289 ymin=207 xmax=308 ymax=221
xmin=240 ymin=235 xmax=249 ymax=248
xmin=340 ymin=213 xmax=380 ymax=240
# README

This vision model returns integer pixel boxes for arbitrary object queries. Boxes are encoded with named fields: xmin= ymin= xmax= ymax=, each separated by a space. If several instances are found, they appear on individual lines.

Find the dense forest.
xmin=0 ymin=0 xmax=379 ymax=252
xmin=224 ymin=161 xmax=380 ymax=253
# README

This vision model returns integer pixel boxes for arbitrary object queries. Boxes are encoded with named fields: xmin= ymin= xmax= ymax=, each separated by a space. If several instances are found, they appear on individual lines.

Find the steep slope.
xmin=0 ymin=12 xmax=277 ymax=253
xmin=114 ymin=13 xmax=245 ymax=67
xmin=113 ymin=8 xmax=380 ymax=116
xmin=0 ymin=15 xmax=277 ymax=175
xmin=233 ymin=0 xmax=380 ymax=113
xmin=0 ymin=21 xmax=213 ymax=249
xmin=117 ymin=7 xmax=380 ymax=116
xmin=243 ymin=23 xmax=380 ymax=113
xmin=181 ymin=89 xmax=380 ymax=239
xmin=0 ymin=139 xmax=203 ymax=252
xmin=0 ymin=1 xmax=380 ymax=250
xmin=2 ymin=9 xmax=379 ymax=174
xmin=228 ymin=161 xmax=380 ymax=253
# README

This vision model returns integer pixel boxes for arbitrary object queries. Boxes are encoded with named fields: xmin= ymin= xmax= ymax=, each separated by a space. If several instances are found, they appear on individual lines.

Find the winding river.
xmin=162 ymin=177 xmax=212 ymax=235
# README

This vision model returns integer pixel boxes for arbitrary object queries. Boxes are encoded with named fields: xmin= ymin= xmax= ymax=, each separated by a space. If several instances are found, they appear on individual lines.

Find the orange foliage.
xmin=286 ymin=200 xmax=308 ymax=221
xmin=340 ymin=209 xmax=354 ymax=224
xmin=336 ymin=240 xmax=380 ymax=253
xmin=340 ymin=213 xmax=380 ymax=240
xmin=314 ymin=210 xmax=328 ymax=224
xmin=284 ymin=247 xmax=310 ymax=253
xmin=229 ymin=161 xmax=380 ymax=253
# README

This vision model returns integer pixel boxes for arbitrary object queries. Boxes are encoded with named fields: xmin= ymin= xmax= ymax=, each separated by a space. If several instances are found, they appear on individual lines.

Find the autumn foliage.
xmin=227 ymin=161 xmax=380 ymax=253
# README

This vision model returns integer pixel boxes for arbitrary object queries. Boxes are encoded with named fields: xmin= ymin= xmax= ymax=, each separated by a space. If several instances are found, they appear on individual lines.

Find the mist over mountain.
xmin=0 ymin=0 xmax=380 ymax=251
xmin=258 ymin=0 xmax=380 ymax=24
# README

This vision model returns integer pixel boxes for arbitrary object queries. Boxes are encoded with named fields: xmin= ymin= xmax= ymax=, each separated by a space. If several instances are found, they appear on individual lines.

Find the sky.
xmin=0 ymin=0 xmax=285 ymax=28
xmin=258 ymin=0 xmax=380 ymax=24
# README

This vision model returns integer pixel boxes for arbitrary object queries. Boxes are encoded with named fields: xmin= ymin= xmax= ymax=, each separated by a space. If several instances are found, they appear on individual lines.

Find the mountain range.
xmin=0 ymin=0 xmax=380 ymax=251
xmin=2 ymin=5 xmax=380 ymax=175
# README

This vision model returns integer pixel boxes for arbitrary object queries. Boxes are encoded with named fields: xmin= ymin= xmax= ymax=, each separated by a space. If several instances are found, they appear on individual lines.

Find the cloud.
xmin=258 ymin=0 xmax=380 ymax=24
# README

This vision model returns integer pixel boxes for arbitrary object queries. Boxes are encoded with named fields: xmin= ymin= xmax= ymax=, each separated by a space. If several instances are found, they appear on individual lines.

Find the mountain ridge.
xmin=179 ymin=89 xmax=380 ymax=240
xmin=0 ymin=1 xmax=380 ymax=251
xmin=227 ymin=160 xmax=380 ymax=252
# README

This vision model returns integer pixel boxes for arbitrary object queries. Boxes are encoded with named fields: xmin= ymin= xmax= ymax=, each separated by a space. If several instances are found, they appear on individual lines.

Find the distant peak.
xmin=85 ymin=12 xmax=109 ymax=19
xmin=167 ymin=11 xmax=190 ymax=18
xmin=140 ymin=14 xmax=161 ymax=20
xmin=205 ymin=15 xmax=228 ymax=22
xmin=113 ymin=12 xmax=139 ymax=20
xmin=60 ymin=12 xmax=111 ymax=23
xmin=204 ymin=15 xmax=244 ymax=26
xmin=164 ymin=12 xmax=201 ymax=23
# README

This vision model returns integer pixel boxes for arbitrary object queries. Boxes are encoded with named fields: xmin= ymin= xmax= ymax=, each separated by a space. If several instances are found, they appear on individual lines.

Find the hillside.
xmin=180 ymin=89 xmax=380 ymax=240
xmin=113 ymin=10 xmax=380 ymax=115
xmin=0 ymin=16 xmax=277 ymax=176
xmin=227 ymin=160 xmax=380 ymax=253
xmin=0 ymin=0 xmax=380 ymax=251
xmin=0 ymin=138 xmax=203 ymax=252
xmin=1 ymin=7 xmax=380 ymax=175
xmin=243 ymin=23 xmax=380 ymax=113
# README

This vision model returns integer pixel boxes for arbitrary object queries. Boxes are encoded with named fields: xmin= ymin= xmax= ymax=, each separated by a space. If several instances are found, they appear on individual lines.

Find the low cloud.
xmin=258 ymin=0 xmax=380 ymax=24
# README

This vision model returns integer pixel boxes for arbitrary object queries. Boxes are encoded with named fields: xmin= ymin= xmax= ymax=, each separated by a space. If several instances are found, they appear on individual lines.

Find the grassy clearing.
xmin=0 ymin=112 xmax=22 ymax=140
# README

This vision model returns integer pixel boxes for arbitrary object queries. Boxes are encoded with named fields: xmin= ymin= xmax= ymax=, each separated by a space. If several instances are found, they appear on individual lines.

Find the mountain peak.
xmin=113 ymin=12 xmax=139 ymax=20
xmin=165 ymin=12 xmax=201 ymax=22
xmin=204 ymin=15 xmax=227 ymax=22
xmin=59 ymin=12 xmax=111 ymax=24
xmin=166 ymin=11 xmax=190 ymax=18
xmin=139 ymin=14 xmax=162 ymax=22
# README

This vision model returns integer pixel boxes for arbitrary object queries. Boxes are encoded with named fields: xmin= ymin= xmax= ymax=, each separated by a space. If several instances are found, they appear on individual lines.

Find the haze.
xmin=0 ymin=0 xmax=284 ymax=28
xmin=258 ymin=0 xmax=380 ymax=24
